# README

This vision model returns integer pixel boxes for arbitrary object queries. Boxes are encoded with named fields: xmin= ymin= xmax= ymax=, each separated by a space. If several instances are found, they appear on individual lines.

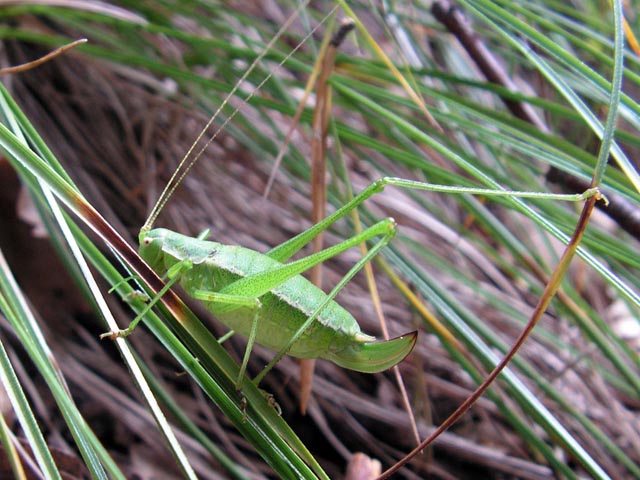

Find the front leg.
xmin=100 ymin=259 xmax=193 ymax=340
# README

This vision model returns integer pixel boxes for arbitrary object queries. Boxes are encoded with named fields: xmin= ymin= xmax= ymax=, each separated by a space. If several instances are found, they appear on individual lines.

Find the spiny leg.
xmin=219 ymin=217 xmax=395 ymax=301
xmin=266 ymin=177 xmax=601 ymax=264
xmin=236 ymin=178 xmax=600 ymax=299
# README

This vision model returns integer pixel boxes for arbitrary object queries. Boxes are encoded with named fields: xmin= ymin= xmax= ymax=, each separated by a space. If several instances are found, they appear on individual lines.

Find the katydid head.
xmin=138 ymin=228 xmax=167 ymax=273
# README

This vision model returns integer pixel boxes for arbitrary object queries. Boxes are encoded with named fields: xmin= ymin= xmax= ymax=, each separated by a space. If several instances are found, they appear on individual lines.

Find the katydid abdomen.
xmin=139 ymin=228 xmax=416 ymax=374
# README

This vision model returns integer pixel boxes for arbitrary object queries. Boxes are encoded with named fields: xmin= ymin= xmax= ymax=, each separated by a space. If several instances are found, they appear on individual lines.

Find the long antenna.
xmin=142 ymin=2 xmax=339 ymax=234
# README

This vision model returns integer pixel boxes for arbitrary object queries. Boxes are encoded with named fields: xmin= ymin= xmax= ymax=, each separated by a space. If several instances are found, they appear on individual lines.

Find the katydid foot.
xmin=239 ymin=388 xmax=282 ymax=423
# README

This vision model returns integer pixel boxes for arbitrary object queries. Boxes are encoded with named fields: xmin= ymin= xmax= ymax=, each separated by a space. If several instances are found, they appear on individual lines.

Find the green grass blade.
xmin=0 ymin=290 xmax=61 ymax=479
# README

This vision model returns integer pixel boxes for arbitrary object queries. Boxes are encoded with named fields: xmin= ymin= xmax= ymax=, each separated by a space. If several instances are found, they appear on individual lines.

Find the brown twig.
xmin=300 ymin=20 xmax=347 ymax=414
xmin=0 ymin=39 xmax=87 ymax=75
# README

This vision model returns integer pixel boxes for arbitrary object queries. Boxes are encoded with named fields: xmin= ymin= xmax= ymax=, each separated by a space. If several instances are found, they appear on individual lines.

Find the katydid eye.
xmin=142 ymin=238 xmax=152 ymax=246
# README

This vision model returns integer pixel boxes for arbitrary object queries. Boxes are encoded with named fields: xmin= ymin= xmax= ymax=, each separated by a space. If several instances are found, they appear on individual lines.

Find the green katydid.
xmin=103 ymin=179 xmax=417 ymax=389
xmin=102 ymin=175 xmax=600 ymax=390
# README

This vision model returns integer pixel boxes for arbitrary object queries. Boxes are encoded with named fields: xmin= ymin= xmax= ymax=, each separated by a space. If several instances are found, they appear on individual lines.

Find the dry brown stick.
xmin=0 ymin=39 xmax=87 ymax=75
xmin=300 ymin=19 xmax=359 ymax=414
